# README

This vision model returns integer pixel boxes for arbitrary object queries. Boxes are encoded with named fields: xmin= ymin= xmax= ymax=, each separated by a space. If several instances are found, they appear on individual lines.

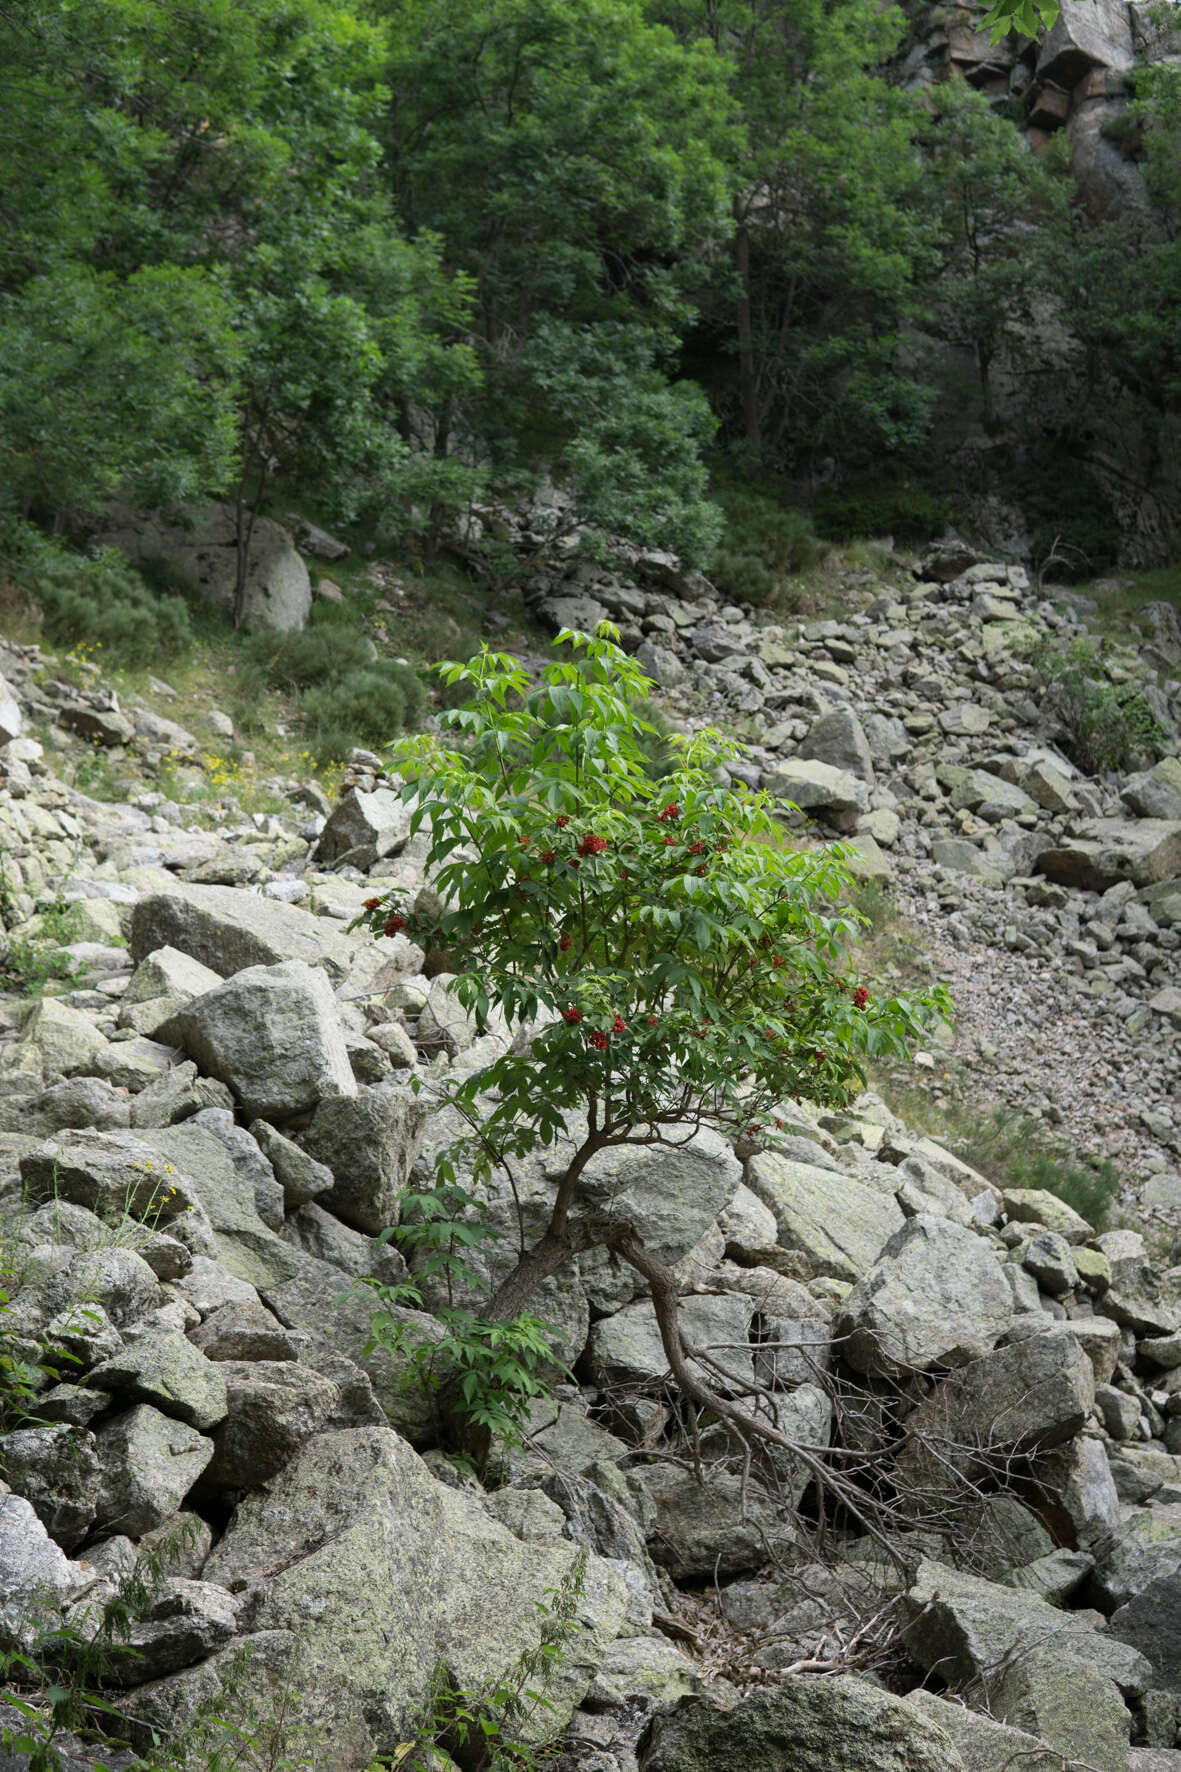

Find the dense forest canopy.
xmin=1 ymin=0 xmax=1179 ymax=580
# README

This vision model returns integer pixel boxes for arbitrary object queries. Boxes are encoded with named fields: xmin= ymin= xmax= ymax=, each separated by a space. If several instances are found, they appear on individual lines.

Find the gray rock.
xmin=130 ymin=883 xmax=356 ymax=981
xmin=13 ymin=998 xmax=108 ymax=1079
xmin=0 ymin=1494 xmax=87 ymax=1648
xmin=200 ymin=1360 xmax=340 ymax=1489
xmin=93 ymin=1405 xmax=215 ymax=1538
xmin=588 ymin=1293 xmax=755 ymax=1395
xmin=95 ymin=1578 xmax=237 ymax=1684
xmin=835 ymin=1215 xmax=1014 ymax=1376
xmin=1121 ymin=757 xmax=1181 ymax=821
xmin=45 ymin=1299 xmax=124 ymax=1371
xmin=262 ymin=1254 xmax=443 ymax=1446
xmin=20 ymin=1130 xmax=201 ymax=1228
xmin=903 ymin=1558 xmax=1150 ymax=1695
xmin=796 ymin=707 xmax=876 ymax=785
xmin=930 ymin=837 xmax=1016 ymax=883
xmin=249 ymin=1119 xmax=333 ymax=1207
xmin=1021 ymin=1231 xmax=1079 ymax=1295
xmin=1002 ymin=1188 xmax=1094 ymax=1244
xmin=303 ymin=1084 xmax=428 ymax=1234
xmin=641 ymin=1463 xmax=798 ymax=1581
xmin=166 ymin=960 xmax=356 ymax=1122
xmin=0 ymin=672 xmax=22 ymax=745
xmin=745 ymin=1153 xmax=905 ymax=1282
xmin=46 ymin=1247 xmax=163 ymax=1330
xmin=1037 ymin=819 xmax=1181 ymax=891
xmin=24 ymin=1076 xmax=131 ymax=1133
xmin=89 ymin=1330 xmax=228 ymax=1431
xmin=101 ymin=502 xmax=310 ymax=631
xmin=903 ymin=1691 xmax=1064 ymax=1772
xmin=92 ymin=1036 xmax=173 ymax=1093
xmin=1108 ymin=1572 xmax=1181 ymax=1692
xmin=640 ymin=1678 xmax=967 ymax=1772
xmin=144 ymin=1427 xmax=629 ymax=1767
xmin=764 ymin=757 xmax=870 ymax=833
xmin=280 ymin=1201 xmax=400 ymax=1281
xmin=0 ymin=1425 xmax=101 ymax=1550
xmin=187 ymin=1109 xmax=284 ymax=1230
xmin=188 ymin=1299 xmax=301 ymax=1363
xmin=899 ymin=1327 xmax=1095 ymax=1486
xmin=135 ymin=1124 xmax=301 ymax=1291
xmin=317 ymin=788 xmax=414 ymax=868
xmin=1029 ymin=1431 xmax=1121 ymax=1546
xmin=1091 ymin=1503 xmax=1181 ymax=1610
xmin=986 ymin=1644 xmax=1131 ymax=1772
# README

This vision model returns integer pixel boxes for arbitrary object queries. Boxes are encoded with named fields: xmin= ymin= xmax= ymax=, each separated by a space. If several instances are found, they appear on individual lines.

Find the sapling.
xmin=359 ymin=623 xmax=949 ymax=1465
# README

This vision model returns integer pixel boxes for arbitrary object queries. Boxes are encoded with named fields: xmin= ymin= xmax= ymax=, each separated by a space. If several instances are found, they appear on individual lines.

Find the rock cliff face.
xmin=900 ymin=1 xmax=1181 ymax=568
xmin=1 ymin=540 xmax=1180 ymax=1769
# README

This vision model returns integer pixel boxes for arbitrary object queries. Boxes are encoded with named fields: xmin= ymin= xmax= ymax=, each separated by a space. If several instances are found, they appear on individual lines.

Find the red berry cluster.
xmin=853 ymin=985 xmax=869 ymax=1010
xmin=577 ymin=833 xmax=608 ymax=857
xmin=588 ymin=1030 xmax=609 ymax=1050
xmin=562 ymin=1005 xmax=582 ymax=1024
xmin=657 ymin=801 xmax=680 ymax=822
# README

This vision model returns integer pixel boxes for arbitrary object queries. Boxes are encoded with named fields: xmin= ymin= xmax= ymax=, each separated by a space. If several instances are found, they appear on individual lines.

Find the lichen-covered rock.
xmin=249 ymin=1119 xmax=334 ymax=1208
xmin=903 ymin=1558 xmax=1150 ymax=1695
xmin=640 ymin=1678 xmax=967 ymax=1772
xmin=126 ymin=1427 xmax=627 ymax=1769
xmin=90 ymin=1577 xmax=238 ymax=1685
xmin=166 ymin=961 xmax=356 ymax=1122
xmin=199 ymin=1360 xmax=339 ymax=1489
xmin=89 ymin=1330 xmax=228 ymax=1431
xmin=0 ymin=1425 xmax=101 ymax=1550
xmin=745 ymin=1153 xmax=904 ymax=1282
xmin=130 ymin=882 xmax=356 ymax=981
xmin=302 ymin=1084 xmax=428 ymax=1234
xmin=0 ymin=1494 xmax=89 ymax=1648
xmin=987 ymin=1643 xmax=1132 ymax=1772
xmin=316 ymin=787 xmax=414 ymax=868
xmin=93 ymin=1405 xmax=215 ymax=1538
xmin=835 ymin=1215 xmax=1013 ymax=1376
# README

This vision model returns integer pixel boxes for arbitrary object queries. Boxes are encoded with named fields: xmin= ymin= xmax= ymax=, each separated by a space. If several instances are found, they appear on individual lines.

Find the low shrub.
xmin=241 ymin=621 xmax=374 ymax=692
xmin=301 ymin=661 xmax=426 ymax=765
xmin=709 ymin=486 xmax=820 ymax=611
xmin=813 ymin=480 xmax=949 ymax=544
xmin=16 ymin=537 xmax=194 ymax=668
xmin=1025 ymin=634 xmax=1164 ymax=773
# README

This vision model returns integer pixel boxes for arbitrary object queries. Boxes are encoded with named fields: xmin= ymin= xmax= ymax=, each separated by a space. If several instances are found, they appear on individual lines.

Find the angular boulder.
xmin=101 ymin=502 xmax=310 ymax=631
xmin=316 ymin=788 xmax=415 ymax=868
xmin=93 ymin=1405 xmax=215 ymax=1538
xmin=128 ymin=1427 xmax=628 ymax=1769
xmin=130 ymin=882 xmax=356 ymax=981
xmin=745 ymin=1153 xmax=905 ymax=1282
xmin=1036 ymin=819 xmax=1181 ymax=891
xmin=166 ymin=960 xmax=357 ymax=1121
xmin=835 ymin=1215 xmax=1014 ymax=1376
xmin=987 ymin=1644 xmax=1132 ymax=1772
xmin=640 ymin=1678 xmax=967 ymax=1772
xmin=902 ymin=1559 xmax=1150 ymax=1696
xmin=796 ymin=708 xmax=876 ymax=786
xmin=1122 ymin=757 xmax=1181 ymax=822
xmin=302 ymin=1084 xmax=428 ymax=1234
xmin=200 ymin=1360 xmax=340 ymax=1489
xmin=764 ymin=758 xmax=870 ymax=833
xmin=89 ymin=1330 xmax=228 ymax=1432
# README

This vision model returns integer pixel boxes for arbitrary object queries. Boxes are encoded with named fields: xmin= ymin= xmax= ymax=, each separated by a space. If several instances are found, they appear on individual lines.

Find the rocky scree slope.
xmin=0 ymin=546 xmax=1179 ymax=1770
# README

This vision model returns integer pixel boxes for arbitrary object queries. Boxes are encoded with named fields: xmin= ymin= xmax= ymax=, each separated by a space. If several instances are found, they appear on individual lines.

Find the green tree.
xmin=360 ymin=625 xmax=947 ymax=1458
xmin=657 ymin=0 xmax=931 ymax=473
xmin=0 ymin=0 xmax=476 ymax=586
xmin=917 ymin=78 xmax=1069 ymax=426
xmin=375 ymin=0 xmax=739 ymax=564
